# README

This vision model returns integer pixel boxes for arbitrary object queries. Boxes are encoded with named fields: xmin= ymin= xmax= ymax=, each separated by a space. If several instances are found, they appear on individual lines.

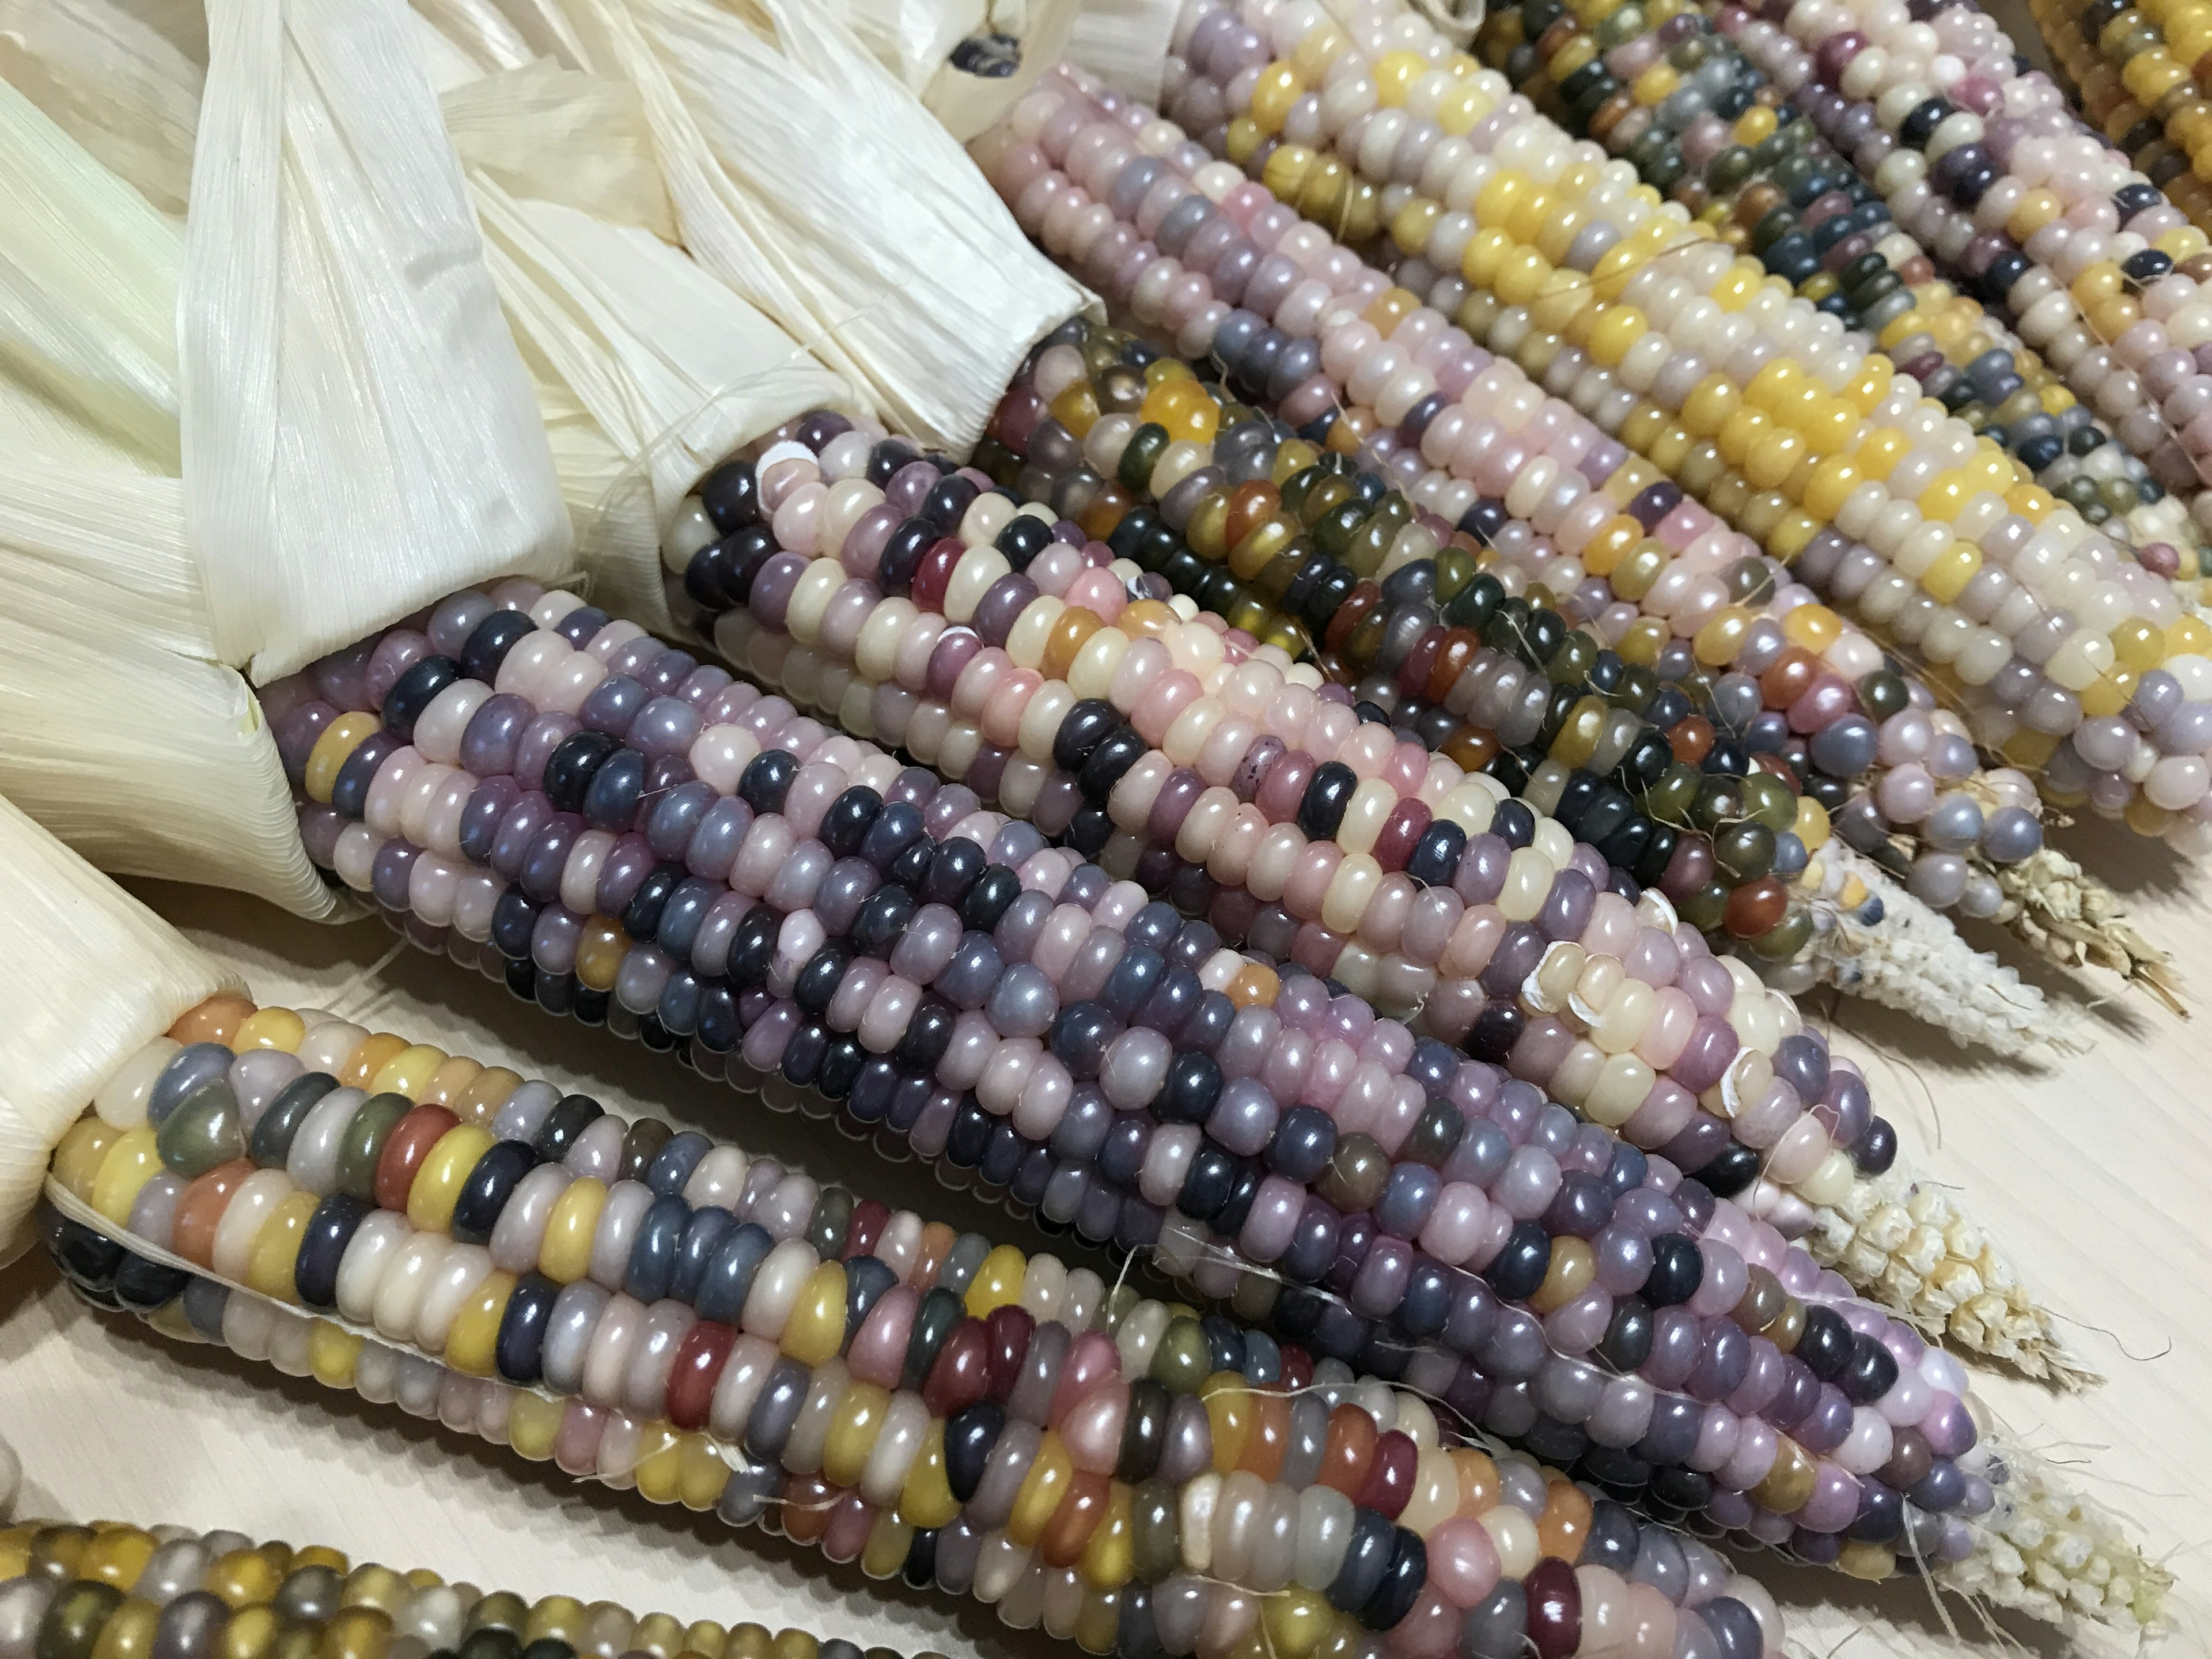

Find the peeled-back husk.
xmin=0 ymin=455 xmax=327 ymax=919
xmin=10 ymin=0 xmax=839 ymax=660
xmin=0 ymin=795 xmax=239 ymax=1262
xmin=0 ymin=0 xmax=581 ymax=912
xmin=429 ymin=51 xmax=855 ymax=629
xmin=917 ymin=0 xmax=1078 ymax=143
xmin=0 ymin=0 xmax=202 ymax=214
xmin=0 ymin=74 xmax=331 ymax=919
xmin=102 ymin=0 xmax=210 ymax=63
xmin=411 ymin=0 xmax=539 ymax=70
xmin=1063 ymin=0 xmax=1180 ymax=106
xmin=472 ymin=177 xmax=859 ymax=627
xmin=435 ymin=54 xmax=673 ymax=236
xmin=179 ymin=0 xmax=573 ymax=683
xmin=0 ymin=70 xmax=180 ymax=471
xmin=542 ymin=0 xmax=1090 ymax=456
xmin=812 ymin=0 xmax=1080 ymax=141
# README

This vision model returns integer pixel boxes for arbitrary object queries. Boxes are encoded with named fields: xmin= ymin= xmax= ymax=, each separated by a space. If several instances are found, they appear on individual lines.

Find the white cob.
xmin=1806 ymin=1165 xmax=2091 ymax=1388
xmin=1775 ymin=843 xmax=2077 ymax=1054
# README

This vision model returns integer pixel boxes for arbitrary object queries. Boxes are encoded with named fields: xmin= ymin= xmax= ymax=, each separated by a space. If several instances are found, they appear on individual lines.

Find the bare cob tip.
xmin=1993 ymin=846 xmax=2189 ymax=1021
xmin=1790 ymin=845 xmax=2085 ymax=1056
xmin=1811 ymin=1164 xmax=2097 ymax=1392
xmin=1946 ymin=1423 xmax=2174 ymax=1634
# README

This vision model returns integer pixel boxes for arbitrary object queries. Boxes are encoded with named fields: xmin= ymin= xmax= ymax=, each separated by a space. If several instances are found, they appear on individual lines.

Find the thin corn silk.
xmin=1062 ymin=0 xmax=1180 ymax=106
xmin=179 ymin=0 xmax=571 ymax=684
xmin=565 ymin=0 xmax=1090 ymax=453
xmin=0 ymin=797 xmax=235 ymax=1257
xmin=0 ymin=0 xmax=202 ymax=214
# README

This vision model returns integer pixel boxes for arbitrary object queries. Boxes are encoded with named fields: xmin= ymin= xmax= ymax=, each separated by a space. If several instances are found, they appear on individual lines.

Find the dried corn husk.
xmin=0 ymin=77 xmax=330 ymax=919
xmin=407 ymin=4 xmax=492 ymax=85
xmin=35 ymin=0 xmax=579 ymax=681
xmin=103 ymin=0 xmax=210 ymax=66
xmin=904 ymin=0 xmax=1078 ymax=142
xmin=814 ymin=0 xmax=980 ymax=101
xmin=437 ymin=55 xmax=673 ymax=236
xmin=179 ymin=0 xmax=571 ymax=682
xmin=0 ymin=71 xmax=180 ymax=469
xmin=0 ymin=0 xmax=585 ymax=914
xmin=545 ymin=0 xmax=1089 ymax=454
xmin=1065 ymin=0 xmax=1179 ymax=105
xmin=0 ymin=794 xmax=238 ymax=1260
xmin=412 ymin=0 xmax=539 ymax=70
xmin=0 ymin=456 xmax=323 ymax=919
xmin=0 ymin=0 xmax=200 ymax=213
xmin=706 ymin=0 xmax=1080 ymax=141
xmin=425 ymin=50 xmax=858 ymax=628
xmin=466 ymin=0 xmax=591 ymax=65
xmin=472 ymin=176 xmax=858 ymax=626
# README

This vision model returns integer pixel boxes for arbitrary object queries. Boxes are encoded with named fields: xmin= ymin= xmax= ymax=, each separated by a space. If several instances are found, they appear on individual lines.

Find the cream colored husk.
xmin=430 ymin=51 xmax=859 ymax=630
xmin=179 ymin=0 xmax=573 ymax=683
xmin=0 ymin=795 xmax=238 ymax=1262
xmin=532 ymin=0 xmax=1091 ymax=454
xmin=1064 ymin=0 xmax=1180 ymax=105
xmin=0 ymin=71 xmax=329 ymax=916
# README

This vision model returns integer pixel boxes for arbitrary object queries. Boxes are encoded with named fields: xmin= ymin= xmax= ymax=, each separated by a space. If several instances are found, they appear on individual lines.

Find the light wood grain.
xmin=4 ymin=816 xmax=2207 ymax=1659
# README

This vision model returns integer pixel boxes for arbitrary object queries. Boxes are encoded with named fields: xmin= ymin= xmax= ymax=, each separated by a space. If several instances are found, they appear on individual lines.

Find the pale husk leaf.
xmin=179 ymin=0 xmax=573 ymax=683
xmin=427 ymin=50 xmax=855 ymax=627
xmin=914 ymin=0 xmax=1078 ymax=141
xmin=0 ymin=0 xmax=202 ymax=214
xmin=0 ymin=74 xmax=180 ymax=471
xmin=472 ymin=176 xmax=858 ymax=627
xmin=816 ymin=0 xmax=981 ymax=99
xmin=764 ymin=0 xmax=1080 ymax=141
xmin=0 ymin=81 xmax=326 ymax=919
xmin=407 ymin=6 xmax=494 ymax=88
xmin=439 ymin=55 xmax=673 ymax=236
xmin=0 ymin=452 xmax=331 ymax=921
xmin=105 ymin=0 xmax=210 ymax=67
xmin=0 ymin=794 xmax=241 ymax=1258
xmin=573 ymin=0 xmax=1089 ymax=453
xmin=413 ymin=0 xmax=539 ymax=71
xmin=1065 ymin=0 xmax=1180 ymax=105
xmin=468 ymin=0 xmax=592 ymax=66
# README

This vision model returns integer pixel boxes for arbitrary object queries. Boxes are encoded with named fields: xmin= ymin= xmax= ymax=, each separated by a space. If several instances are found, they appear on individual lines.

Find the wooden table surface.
xmin=5 ymin=812 xmax=2208 ymax=1659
